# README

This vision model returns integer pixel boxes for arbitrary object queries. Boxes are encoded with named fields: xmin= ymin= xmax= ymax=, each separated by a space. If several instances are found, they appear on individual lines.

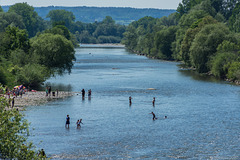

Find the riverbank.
xmin=6 ymin=91 xmax=76 ymax=110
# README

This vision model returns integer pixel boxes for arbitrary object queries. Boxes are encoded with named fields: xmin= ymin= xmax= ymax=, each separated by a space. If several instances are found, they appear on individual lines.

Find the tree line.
xmin=122 ymin=0 xmax=240 ymax=83
xmin=2 ymin=5 xmax=175 ymax=25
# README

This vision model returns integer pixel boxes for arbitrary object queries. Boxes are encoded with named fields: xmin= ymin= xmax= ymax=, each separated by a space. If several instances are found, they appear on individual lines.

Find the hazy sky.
xmin=1 ymin=0 xmax=182 ymax=9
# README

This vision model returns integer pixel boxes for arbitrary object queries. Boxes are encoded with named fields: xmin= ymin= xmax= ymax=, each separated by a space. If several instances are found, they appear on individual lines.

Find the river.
xmin=24 ymin=44 xmax=240 ymax=159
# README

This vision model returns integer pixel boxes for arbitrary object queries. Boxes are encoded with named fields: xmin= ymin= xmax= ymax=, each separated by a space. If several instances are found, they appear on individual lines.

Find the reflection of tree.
xmin=179 ymin=69 xmax=221 ymax=83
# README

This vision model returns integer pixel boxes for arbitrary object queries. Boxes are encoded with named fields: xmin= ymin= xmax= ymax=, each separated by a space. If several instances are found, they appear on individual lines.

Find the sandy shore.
xmin=5 ymin=91 xmax=76 ymax=110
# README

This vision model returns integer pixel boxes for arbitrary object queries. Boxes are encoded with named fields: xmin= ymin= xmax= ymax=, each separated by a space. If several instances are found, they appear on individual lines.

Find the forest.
xmin=122 ymin=0 xmax=240 ymax=83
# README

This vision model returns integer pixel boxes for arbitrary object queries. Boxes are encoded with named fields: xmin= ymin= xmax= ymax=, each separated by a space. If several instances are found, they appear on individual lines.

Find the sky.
xmin=0 ymin=0 xmax=182 ymax=9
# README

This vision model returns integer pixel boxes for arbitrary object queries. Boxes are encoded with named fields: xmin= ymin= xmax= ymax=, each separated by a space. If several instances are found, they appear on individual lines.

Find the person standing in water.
xmin=65 ymin=115 xmax=70 ymax=128
xmin=88 ymin=89 xmax=91 ymax=97
xmin=81 ymin=89 xmax=85 ymax=98
xmin=79 ymin=119 xmax=83 ymax=128
xmin=129 ymin=96 xmax=132 ymax=105
xmin=150 ymin=112 xmax=157 ymax=120
xmin=152 ymin=97 xmax=155 ymax=106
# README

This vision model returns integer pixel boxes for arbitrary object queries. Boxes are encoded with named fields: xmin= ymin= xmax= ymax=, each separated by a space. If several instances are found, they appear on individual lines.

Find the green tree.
xmin=229 ymin=2 xmax=240 ymax=32
xmin=0 ymin=12 xmax=25 ymax=32
xmin=0 ymin=86 xmax=38 ymax=159
xmin=153 ymin=26 xmax=178 ymax=60
xmin=227 ymin=61 xmax=240 ymax=80
xmin=122 ymin=25 xmax=137 ymax=50
xmin=180 ymin=16 xmax=218 ymax=66
xmin=47 ymin=9 xmax=75 ymax=29
xmin=8 ymin=3 xmax=45 ymax=37
xmin=16 ymin=63 xmax=50 ymax=88
xmin=190 ymin=23 xmax=231 ymax=73
xmin=0 ymin=6 xmax=3 ymax=12
xmin=31 ymin=33 xmax=75 ymax=74
xmin=0 ymin=26 xmax=30 ymax=58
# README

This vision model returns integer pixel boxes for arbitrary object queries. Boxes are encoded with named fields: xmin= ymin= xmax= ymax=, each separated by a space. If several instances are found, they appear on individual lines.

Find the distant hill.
xmin=2 ymin=6 xmax=176 ymax=25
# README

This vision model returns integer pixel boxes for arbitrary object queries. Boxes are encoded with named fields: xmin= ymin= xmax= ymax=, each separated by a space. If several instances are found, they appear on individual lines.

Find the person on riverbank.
xmin=48 ymin=86 xmax=51 ymax=96
xmin=150 ymin=112 xmax=157 ymax=120
xmin=129 ymin=96 xmax=132 ymax=105
xmin=66 ymin=115 xmax=70 ymax=128
xmin=38 ymin=149 xmax=46 ymax=158
xmin=152 ymin=97 xmax=155 ymax=106
xmin=45 ymin=87 xmax=48 ymax=96
xmin=12 ymin=97 xmax=15 ymax=108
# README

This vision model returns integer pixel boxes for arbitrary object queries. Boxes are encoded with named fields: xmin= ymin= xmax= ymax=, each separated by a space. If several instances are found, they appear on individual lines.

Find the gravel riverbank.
xmin=6 ymin=91 xmax=76 ymax=110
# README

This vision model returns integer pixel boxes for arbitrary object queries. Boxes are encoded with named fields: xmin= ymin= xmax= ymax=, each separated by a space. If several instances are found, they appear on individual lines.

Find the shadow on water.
xmin=178 ymin=69 xmax=226 ymax=84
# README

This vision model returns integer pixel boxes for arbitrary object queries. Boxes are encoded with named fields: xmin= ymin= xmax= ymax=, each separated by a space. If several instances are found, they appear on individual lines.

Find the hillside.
xmin=2 ymin=6 xmax=175 ymax=24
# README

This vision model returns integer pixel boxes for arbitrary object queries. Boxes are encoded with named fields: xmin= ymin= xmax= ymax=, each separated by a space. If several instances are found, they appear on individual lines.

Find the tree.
xmin=153 ymin=26 xmax=178 ymax=60
xmin=190 ymin=23 xmax=231 ymax=73
xmin=180 ymin=16 xmax=218 ymax=66
xmin=8 ymin=3 xmax=45 ymax=37
xmin=0 ymin=12 xmax=25 ymax=32
xmin=0 ymin=6 xmax=3 ymax=12
xmin=16 ymin=63 xmax=50 ymax=88
xmin=31 ymin=33 xmax=75 ymax=74
xmin=229 ymin=2 xmax=240 ymax=32
xmin=122 ymin=25 xmax=137 ymax=50
xmin=47 ymin=9 xmax=75 ymax=29
xmin=0 ymin=26 xmax=30 ymax=59
xmin=0 ymin=85 xmax=38 ymax=159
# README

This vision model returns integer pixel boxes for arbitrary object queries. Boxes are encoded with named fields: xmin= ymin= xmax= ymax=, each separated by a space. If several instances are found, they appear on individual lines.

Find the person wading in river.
xmin=65 ymin=115 xmax=70 ymax=128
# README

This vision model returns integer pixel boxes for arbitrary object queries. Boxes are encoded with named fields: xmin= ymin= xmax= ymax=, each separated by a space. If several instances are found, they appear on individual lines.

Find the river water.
xmin=25 ymin=45 xmax=240 ymax=159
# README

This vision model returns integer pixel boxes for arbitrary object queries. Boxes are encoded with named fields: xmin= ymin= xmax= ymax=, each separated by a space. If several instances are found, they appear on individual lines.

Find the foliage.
xmin=31 ymin=33 xmax=75 ymax=74
xmin=190 ymin=23 xmax=231 ymax=73
xmin=16 ymin=63 xmax=50 ymax=87
xmin=8 ymin=3 xmax=46 ymax=37
xmin=227 ymin=61 xmax=240 ymax=80
xmin=229 ymin=2 xmax=240 ymax=32
xmin=122 ymin=0 xmax=240 ymax=81
xmin=0 ymin=26 xmax=30 ymax=59
xmin=47 ymin=9 xmax=75 ymax=29
xmin=0 ymin=85 xmax=37 ymax=159
xmin=0 ymin=12 xmax=25 ymax=32
xmin=153 ymin=26 xmax=178 ymax=60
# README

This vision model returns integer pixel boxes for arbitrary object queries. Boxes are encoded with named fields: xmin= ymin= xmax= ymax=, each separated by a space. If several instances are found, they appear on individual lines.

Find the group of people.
xmin=65 ymin=115 xmax=83 ymax=129
xmin=45 ymin=86 xmax=58 ymax=97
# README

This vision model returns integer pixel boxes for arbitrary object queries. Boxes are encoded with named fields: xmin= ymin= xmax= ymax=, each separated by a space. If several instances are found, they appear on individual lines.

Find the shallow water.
xmin=25 ymin=45 xmax=240 ymax=159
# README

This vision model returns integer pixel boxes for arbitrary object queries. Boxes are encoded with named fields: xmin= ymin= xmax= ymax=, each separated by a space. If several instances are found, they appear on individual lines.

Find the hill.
xmin=2 ymin=6 xmax=175 ymax=24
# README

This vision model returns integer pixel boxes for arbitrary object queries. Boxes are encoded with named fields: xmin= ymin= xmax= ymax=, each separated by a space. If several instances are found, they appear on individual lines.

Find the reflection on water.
xmin=25 ymin=45 xmax=240 ymax=159
xmin=179 ymin=69 xmax=223 ymax=83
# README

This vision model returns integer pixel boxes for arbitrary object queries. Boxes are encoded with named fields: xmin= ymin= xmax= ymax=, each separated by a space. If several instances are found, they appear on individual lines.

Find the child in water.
xmin=76 ymin=119 xmax=83 ymax=129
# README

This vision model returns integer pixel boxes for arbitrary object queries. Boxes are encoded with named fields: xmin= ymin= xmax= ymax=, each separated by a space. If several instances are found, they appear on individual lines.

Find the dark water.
xmin=25 ymin=45 xmax=240 ymax=159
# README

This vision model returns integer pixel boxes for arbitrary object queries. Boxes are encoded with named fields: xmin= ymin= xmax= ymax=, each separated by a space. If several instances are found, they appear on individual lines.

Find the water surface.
xmin=25 ymin=45 xmax=240 ymax=159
